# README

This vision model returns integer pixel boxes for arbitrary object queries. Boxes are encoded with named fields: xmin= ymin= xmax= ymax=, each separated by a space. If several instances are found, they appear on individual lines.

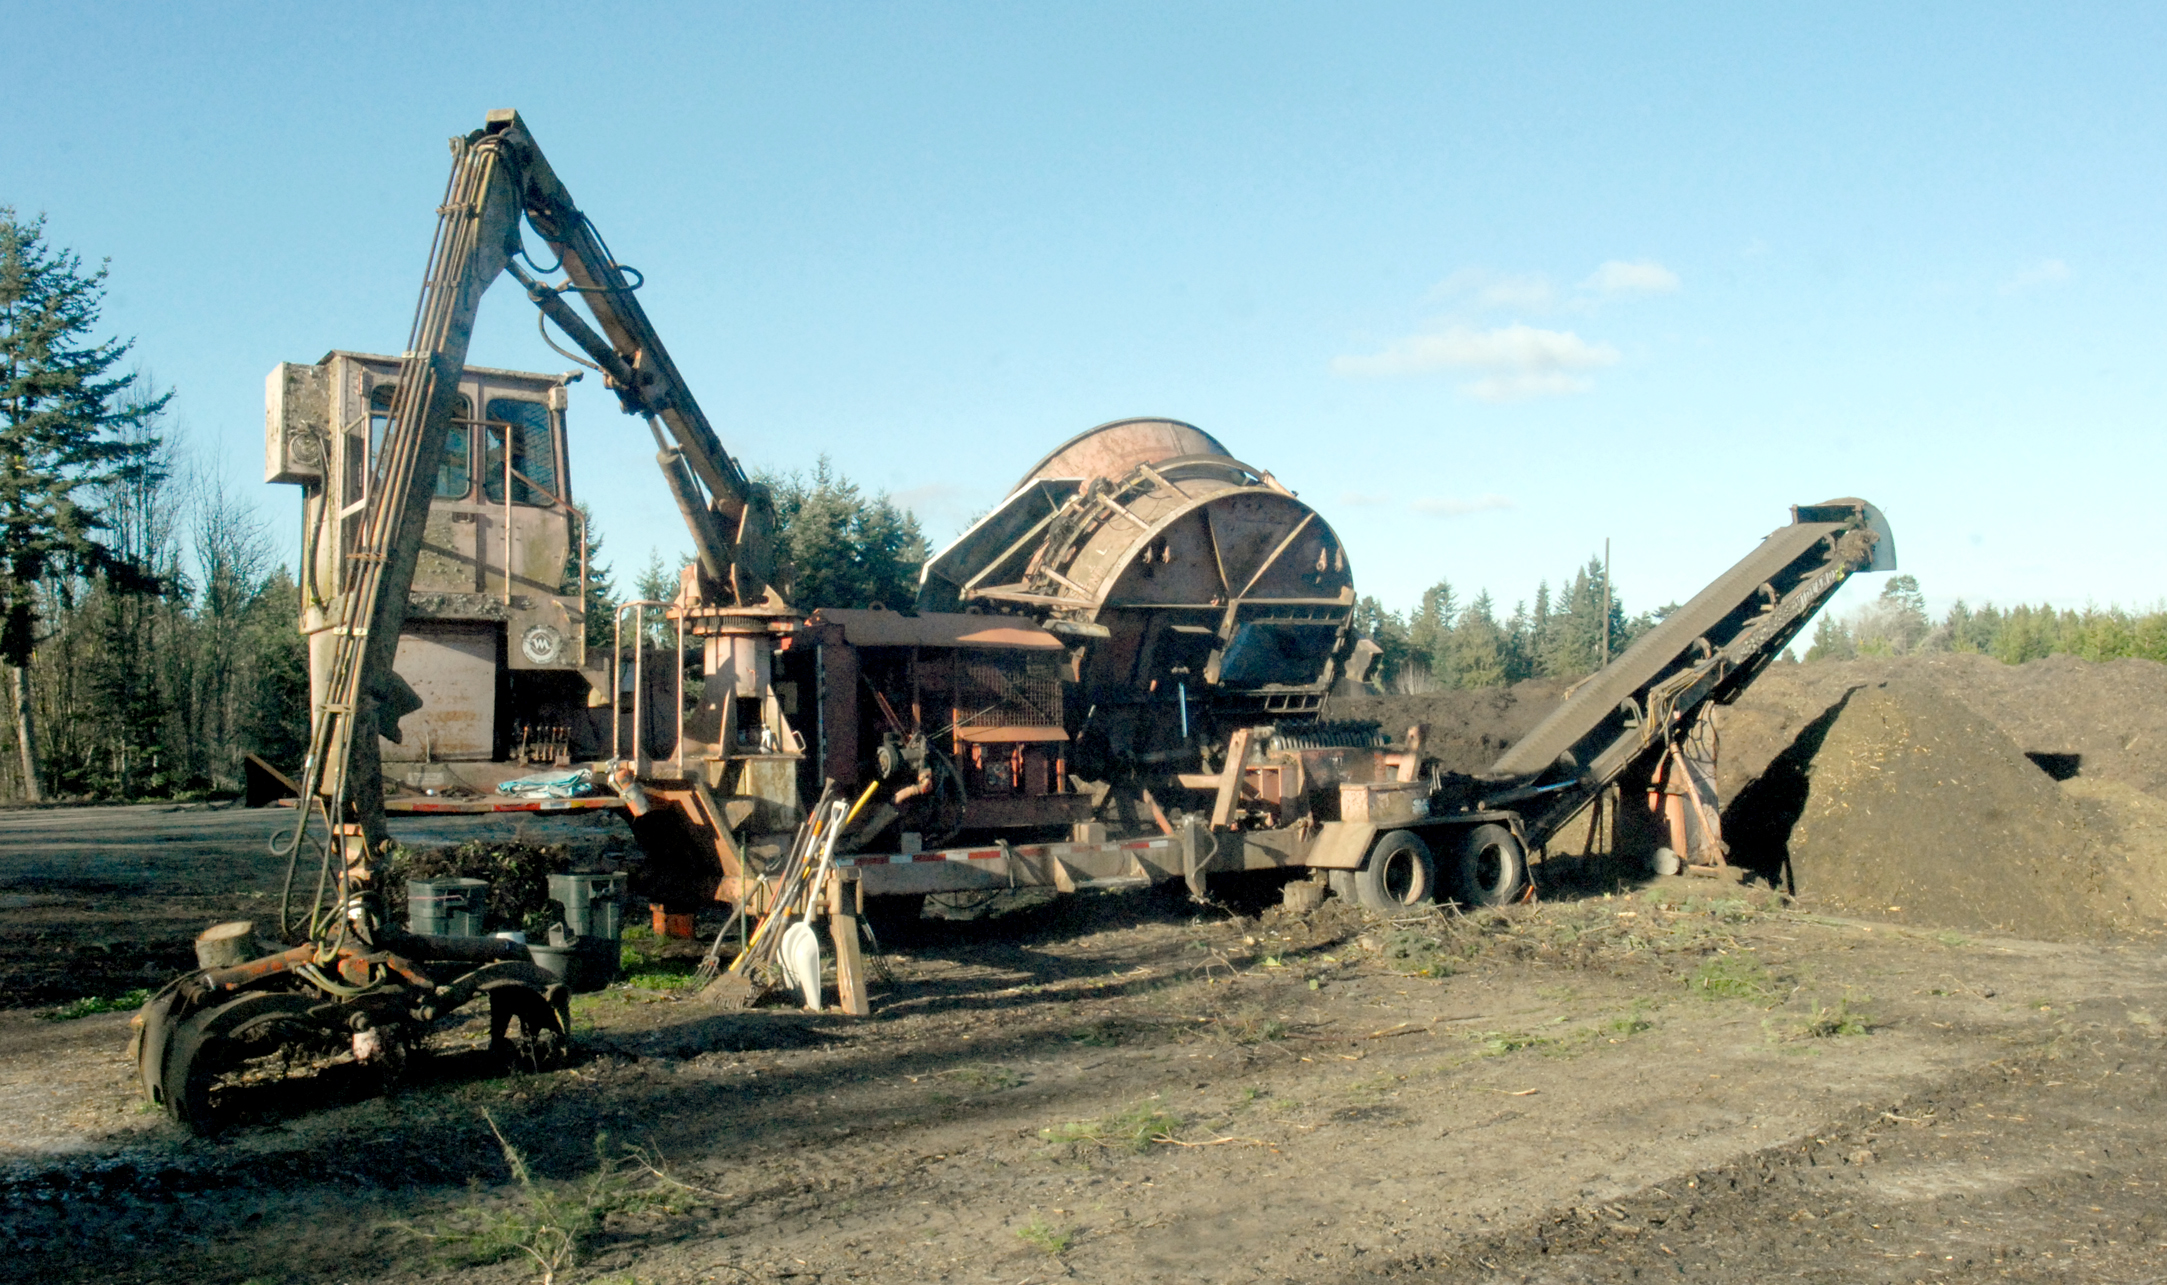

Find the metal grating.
xmin=955 ymin=650 xmax=1063 ymax=729
xmin=1270 ymin=720 xmax=1386 ymax=751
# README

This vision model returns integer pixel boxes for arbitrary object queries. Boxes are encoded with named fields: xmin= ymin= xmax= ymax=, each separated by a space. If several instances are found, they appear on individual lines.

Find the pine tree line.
xmin=1356 ymin=555 xmax=1667 ymax=693
xmin=1805 ymin=573 xmax=2167 ymax=665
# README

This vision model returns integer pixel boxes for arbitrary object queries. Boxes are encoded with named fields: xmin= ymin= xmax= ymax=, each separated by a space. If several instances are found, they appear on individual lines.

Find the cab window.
xmin=365 ymin=384 xmax=471 ymax=500
xmin=482 ymin=398 xmax=559 ymax=506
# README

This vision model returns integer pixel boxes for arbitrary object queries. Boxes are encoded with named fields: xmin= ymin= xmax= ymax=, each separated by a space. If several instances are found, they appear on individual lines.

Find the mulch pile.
xmin=1336 ymin=653 xmax=2167 ymax=941
xmin=1716 ymin=654 xmax=2167 ymax=938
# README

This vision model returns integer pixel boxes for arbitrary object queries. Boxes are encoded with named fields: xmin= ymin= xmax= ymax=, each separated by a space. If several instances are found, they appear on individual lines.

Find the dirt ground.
xmin=7 ymin=789 xmax=2167 ymax=1282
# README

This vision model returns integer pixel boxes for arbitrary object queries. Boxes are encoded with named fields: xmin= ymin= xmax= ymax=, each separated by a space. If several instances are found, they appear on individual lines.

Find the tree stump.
xmin=194 ymin=921 xmax=260 ymax=970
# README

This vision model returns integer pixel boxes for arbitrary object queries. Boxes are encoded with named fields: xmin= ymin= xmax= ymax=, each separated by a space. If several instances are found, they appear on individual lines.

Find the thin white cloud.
xmin=1582 ymin=259 xmax=1680 ymax=296
xmin=1428 ymin=267 xmax=1555 ymax=311
xmin=1413 ymin=493 xmax=1514 ymax=518
xmin=2000 ymin=258 xmax=2069 ymax=294
xmin=1332 ymin=323 xmax=1618 ymax=401
xmin=1338 ymin=491 xmax=1393 ymax=508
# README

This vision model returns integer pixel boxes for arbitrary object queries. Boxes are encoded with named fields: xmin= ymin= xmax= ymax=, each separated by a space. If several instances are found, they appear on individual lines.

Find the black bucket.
xmin=526 ymin=937 xmax=617 ymax=993
xmin=408 ymin=877 xmax=489 ymax=937
xmin=548 ymin=872 xmax=625 ymax=941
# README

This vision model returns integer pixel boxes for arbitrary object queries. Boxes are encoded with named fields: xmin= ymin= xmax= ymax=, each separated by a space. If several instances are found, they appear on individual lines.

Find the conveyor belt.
xmin=1483 ymin=499 xmax=1892 ymax=846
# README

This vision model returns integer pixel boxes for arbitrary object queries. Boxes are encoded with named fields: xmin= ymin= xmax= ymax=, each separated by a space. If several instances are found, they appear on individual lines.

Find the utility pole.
xmin=1600 ymin=538 xmax=1612 ymax=668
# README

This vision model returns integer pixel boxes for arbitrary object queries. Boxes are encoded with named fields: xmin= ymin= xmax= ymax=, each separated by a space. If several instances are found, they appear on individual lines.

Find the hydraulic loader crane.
xmin=135 ymin=110 xmax=785 ymax=1133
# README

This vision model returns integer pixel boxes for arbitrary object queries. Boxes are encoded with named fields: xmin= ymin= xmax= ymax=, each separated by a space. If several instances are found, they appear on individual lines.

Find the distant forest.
xmin=1354 ymin=568 xmax=2167 ymax=694
xmin=1801 ymin=574 xmax=2167 ymax=666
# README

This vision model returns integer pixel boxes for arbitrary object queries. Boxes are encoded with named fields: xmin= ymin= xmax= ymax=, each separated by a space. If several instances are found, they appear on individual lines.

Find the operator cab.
xmin=267 ymin=352 xmax=608 ymax=795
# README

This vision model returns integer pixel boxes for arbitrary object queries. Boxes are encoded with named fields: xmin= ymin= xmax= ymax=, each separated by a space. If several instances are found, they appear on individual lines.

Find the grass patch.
xmin=1015 ymin=1217 xmax=1073 ymax=1255
xmin=942 ymin=1063 xmax=1024 ymax=1093
xmin=1381 ymin=928 xmax=1457 ymax=978
xmin=1776 ymin=999 xmax=1873 ymax=1041
xmin=1689 ymin=952 xmax=1779 ymax=1004
xmin=42 ymin=988 xmax=150 ymax=1021
xmin=1475 ymin=1031 xmax=1548 ymax=1057
xmin=1213 ymin=1008 xmax=1290 ymax=1045
xmin=1345 ymin=1073 xmax=1404 ymax=1102
xmin=1041 ymin=1101 xmax=1182 ymax=1152
xmin=1068 ymin=1022 xmax=1123 ymax=1047
xmin=1602 ymin=1002 xmax=1655 ymax=1039
xmin=622 ymin=970 xmax=700 ymax=992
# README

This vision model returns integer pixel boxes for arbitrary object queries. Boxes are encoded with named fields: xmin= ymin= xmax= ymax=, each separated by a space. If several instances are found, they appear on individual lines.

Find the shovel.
xmin=778 ymin=919 xmax=823 ymax=1012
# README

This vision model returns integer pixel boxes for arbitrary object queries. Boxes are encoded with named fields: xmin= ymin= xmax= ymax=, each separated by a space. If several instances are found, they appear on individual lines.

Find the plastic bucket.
xmin=548 ymin=872 xmax=625 ymax=941
xmin=526 ymin=937 xmax=616 ymax=993
xmin=408 ymin=878 xmax=489 ymax=937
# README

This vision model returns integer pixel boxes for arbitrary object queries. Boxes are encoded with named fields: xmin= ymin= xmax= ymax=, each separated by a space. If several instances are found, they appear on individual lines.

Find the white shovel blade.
xmin=779 ymin=921 xmax=823 ymax=1012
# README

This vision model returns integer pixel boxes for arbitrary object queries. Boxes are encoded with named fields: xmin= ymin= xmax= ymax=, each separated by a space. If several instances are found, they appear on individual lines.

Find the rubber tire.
xmin=1355 ymin=830 xmax=1437 ymax=913
xmin=160 ymin=991 xmax=320 ymax=1136
xmin=1456 ymin=823 xmax=1527 ymax=907
xmin=486 ymin=982 xmax=571 ymax=1071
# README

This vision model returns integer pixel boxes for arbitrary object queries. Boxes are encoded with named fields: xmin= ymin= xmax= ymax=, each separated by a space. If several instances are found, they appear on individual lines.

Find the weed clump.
xmin=1775 ymin=999 xmax=1873 ymax=1041
xmin=1475 ymin=1031 xmax=1548 ymax=1056
xmin=1041 ymin=1101 xmax=1183 ymax=1152
xmin=1015 ymin=1217 xmax=1073 ymax=1255
xmin=1689 ymin=952 xmax=1780 ymax=1004
xmin=1381 ymin=928 xmax=1457 ymax=977
xmin=1068 ymin=1022 xmax=1122 ymax=1047
xmin=942 ymin=1064 xmax=1024 ymax=1093
xmin=402 ymin=1112 xmax=703 ymax=1283
xmin=42 ymin=988 xmax=149 ymax=1021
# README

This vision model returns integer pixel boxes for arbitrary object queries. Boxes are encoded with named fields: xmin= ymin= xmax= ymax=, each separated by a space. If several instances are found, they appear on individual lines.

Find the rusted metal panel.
xmin=1015 ymin=417 xmax=1232 ymax=488
xmin=1338 ymin=781 xmax=1431 ymax=825
xmin=958 ymin=793 xmax=1094 ymax=829
xmin=1301 ymin=820 xmax=1377 ymax=869
xmin=953 ymin=725 xmax=1069 ymax=743
xmin=809 ymin=607 xmax=1065 ymax=651
xmin=383 ymin=623 xmax=498 ymax=761
xmin=264 ymin=363 xmax=329 ymax=484
xmin=816 ymin=638 xmax=858 ymax=791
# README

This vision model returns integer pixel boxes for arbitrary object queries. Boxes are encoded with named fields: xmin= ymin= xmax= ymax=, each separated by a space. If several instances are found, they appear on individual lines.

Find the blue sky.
xmin=4 ymin=2 xmax=2161 ymax=624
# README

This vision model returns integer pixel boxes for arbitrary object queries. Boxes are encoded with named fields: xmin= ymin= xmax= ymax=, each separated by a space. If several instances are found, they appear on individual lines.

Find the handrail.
xmin=612 ymin=599 xmax=683 ymax=777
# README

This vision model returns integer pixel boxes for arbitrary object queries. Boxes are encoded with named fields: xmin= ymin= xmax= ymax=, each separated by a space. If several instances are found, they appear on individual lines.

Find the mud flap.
xmin=1182 ymin=815 xmax=1210 ymax=900
xmin=133 ymin=982 xmax=189 ymax=1108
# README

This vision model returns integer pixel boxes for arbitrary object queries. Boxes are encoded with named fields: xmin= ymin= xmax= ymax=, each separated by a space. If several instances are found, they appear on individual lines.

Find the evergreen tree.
xmin=1405 ymin=580 xmax=1456 ymax=687
xmin=1804 ymin=610 xmax=1856 ymax=662
xmin=562 ymin=501 xmax=617 ymax=654
xmin=0 ymin=211 xmax=164 ymax=798
xmin=1538 ymin=556 xmax=1621 ymax=677
xmin=238 ymin=568 xmax=309 ymax=774
xmin=761 ymin=456 xmax=928 ymax=610
xmin=1351 ymin=596 xmax=1411 ymax=688
xmin=1446 ymin=592 xmax=1510 ymax=688
xmin=631 ymin=548 xmax=687 ymax=647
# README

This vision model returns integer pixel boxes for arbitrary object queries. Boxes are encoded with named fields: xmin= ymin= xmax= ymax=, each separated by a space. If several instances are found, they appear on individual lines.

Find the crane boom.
xmin=294 ymin=109 xmax=778 ymax=900
xmin=487 ymin=110 xmax=779 ymax=599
